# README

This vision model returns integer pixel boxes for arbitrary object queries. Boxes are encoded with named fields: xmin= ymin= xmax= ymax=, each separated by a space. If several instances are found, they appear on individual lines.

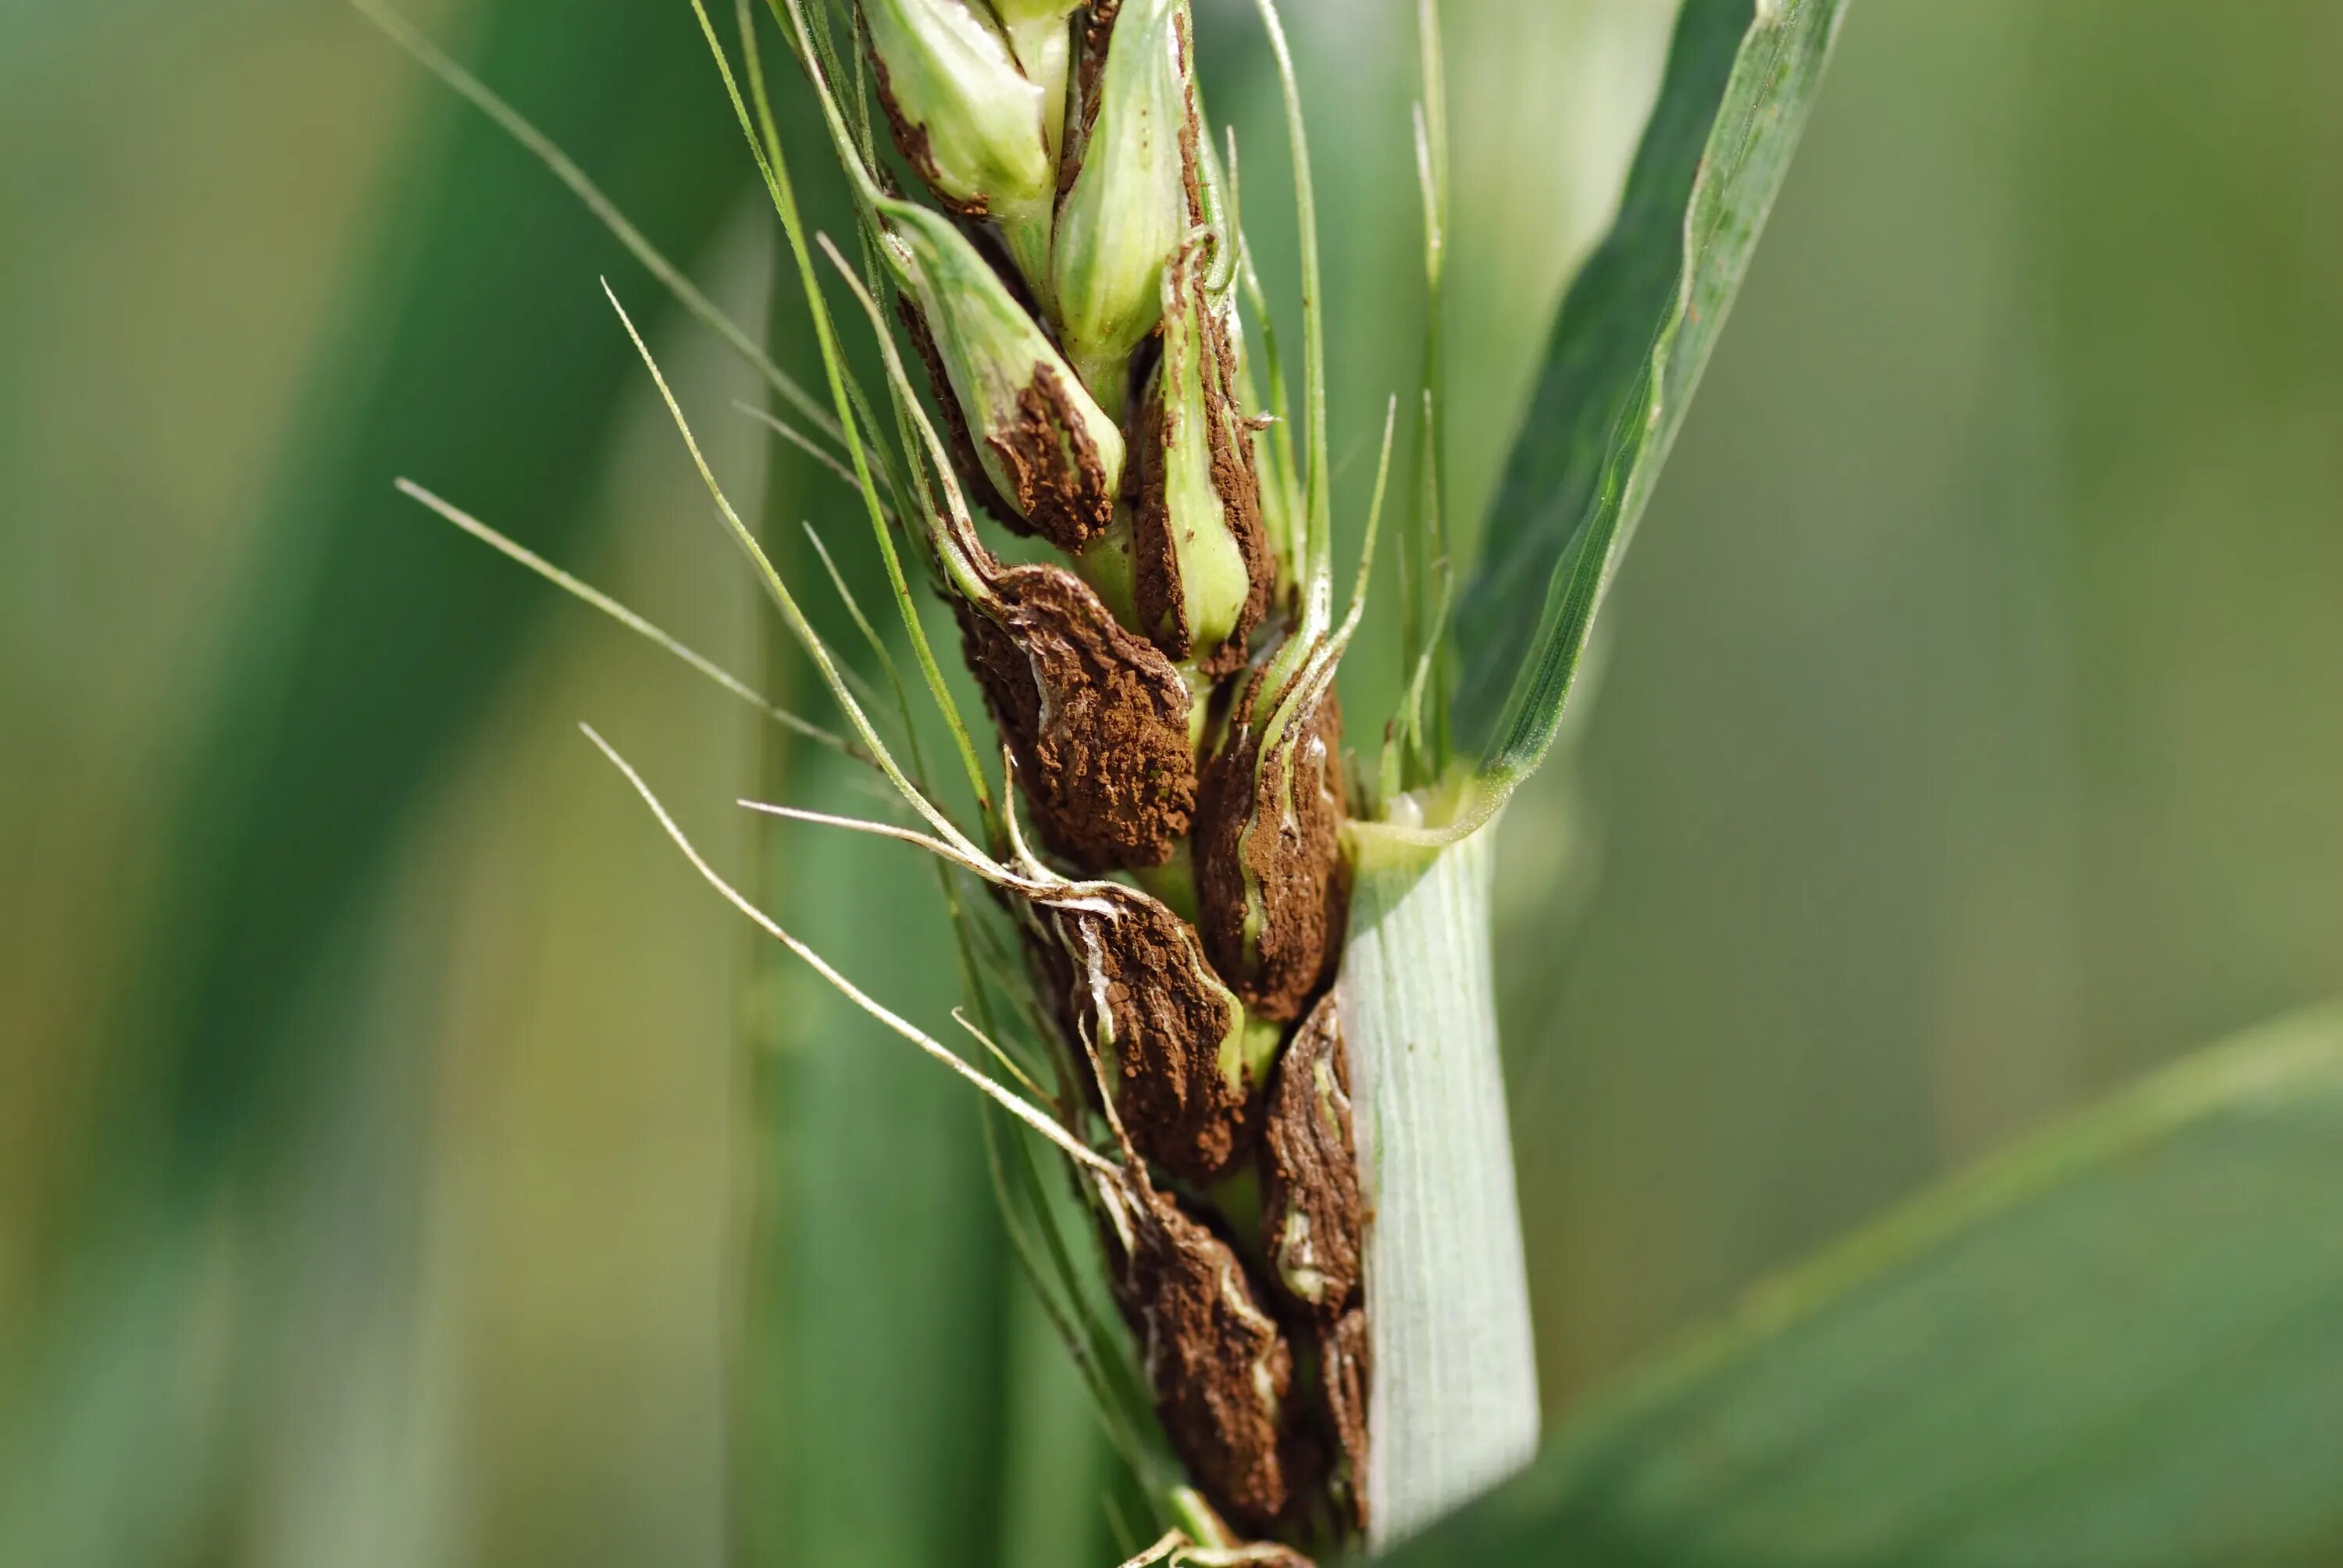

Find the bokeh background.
xmin=5 ymin=1 xmax=2341 ymax=1563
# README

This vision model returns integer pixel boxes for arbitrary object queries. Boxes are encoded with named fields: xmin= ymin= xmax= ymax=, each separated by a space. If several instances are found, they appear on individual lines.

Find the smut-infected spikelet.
xmin=1260 ymin=993 xmax=1361 ymax=1317
xmin=885 ymin=202 xmax=1125 ymax=550
xmin=1131 ymin=236 xmax=1271 ymax=675
xmin=1194 ymin=647 xmax=1348 ymax=1021
xmin=1118 ymin=1192 xmax=1299 ymax=1534
xmin=956 ymin=564 xmax=1196 ymax=869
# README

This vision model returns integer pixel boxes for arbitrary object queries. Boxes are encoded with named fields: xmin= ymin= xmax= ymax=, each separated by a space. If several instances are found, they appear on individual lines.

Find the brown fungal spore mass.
xmin=1036 ymin=883 xmax=1244 ymax=1183
xmin=957 ymin=564 xmax=1196 ymax=871
xmin=1260 ymin=992 xmax=1361 ymax=1317
xmin=897 ymin=293 xmax=1112 ymax=552
xmin=1119 ymin=1191 xmax=1296 ymax=1535
xmin=984 ymin=364 xmax=1118 ymax=552
xmin=1061 ymin=0 xmax=1125 ymax=193
xmin=1195 ymin=667 xmax=1349 ymax=1021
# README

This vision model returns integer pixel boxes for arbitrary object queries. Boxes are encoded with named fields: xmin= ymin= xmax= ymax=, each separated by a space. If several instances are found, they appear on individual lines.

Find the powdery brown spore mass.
xmin=1119 ymin=1192 xmax=1299 ymax=1535
xmin=958 ymin=564 xmax=1196 ymax=870
xmin=984 ymin=364 xmax=1118 ymax=551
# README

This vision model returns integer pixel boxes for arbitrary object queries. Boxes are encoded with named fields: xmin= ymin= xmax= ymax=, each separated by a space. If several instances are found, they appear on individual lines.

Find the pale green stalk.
xmin=1336 ymin=822 xmax=1539 ymax=1548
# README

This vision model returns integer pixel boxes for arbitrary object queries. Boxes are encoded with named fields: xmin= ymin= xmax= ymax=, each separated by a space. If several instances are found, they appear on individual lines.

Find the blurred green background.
xmin=4 ymin=1 xmax=2340 ymax=1564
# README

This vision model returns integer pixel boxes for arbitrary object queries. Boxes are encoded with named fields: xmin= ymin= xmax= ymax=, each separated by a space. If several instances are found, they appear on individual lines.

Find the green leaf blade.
xmin=1373 ymin=1005 xmax=2343 ymax=1565
xmin=1450 ymin=0 xmax=1847 ymax=803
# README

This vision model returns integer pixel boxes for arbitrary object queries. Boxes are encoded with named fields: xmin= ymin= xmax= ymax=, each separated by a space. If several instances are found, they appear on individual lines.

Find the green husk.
xmin=861 ymin=0 xmax=1057 ymax=275
xmin=1050 ymin=0 xmax=1191 ymax=412
xmin=1132 ymin=237 xmax=1264 ymax=666
xmin=883 ymin=197 xmax=1127 ymax=550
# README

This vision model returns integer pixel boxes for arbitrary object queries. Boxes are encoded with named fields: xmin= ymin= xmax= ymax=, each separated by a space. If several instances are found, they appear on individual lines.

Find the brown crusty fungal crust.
xmin=1319 ymin=1308 xmax=1371 ymax=1540
xmin=865 ymin=41 xmax=988 ymax=220
xmin=1129 ymin=392 xmax=1186 ymax=657
xmin=985 ymin=365 xmax=1118 ymax=552
xmin=1130 ymin=267 xmax=1271 ymax=676
xmin=1176 ymin=15 xmax=1208 ymax=226
xmin=1194 ymin=669 xmax=1349 ymax=1021
xmin=1260 ymin=992 xmax=1361 ymax=1318
xmin=1119 ymin=1191 xmax=1296 ymax=1534
xmin=897 ymin=297 xmax=1024 ymax=530
xmin=1033 ymin=883 xmax=1246 ymax=1182
xmin=957 ymin=564 xmax=1196 ymax=870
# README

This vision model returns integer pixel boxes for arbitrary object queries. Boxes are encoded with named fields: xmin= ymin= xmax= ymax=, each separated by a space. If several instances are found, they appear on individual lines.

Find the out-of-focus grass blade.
xmin=117 ymin=0 xmax=751 ymax=1201
xmin=2 ymin=0 xmax=752 ymax=1554
xmin=1449 ymin=0 xmax=1845 ymax=814
xmin=1375 ymin=1003 xmax=2343 ymax=1565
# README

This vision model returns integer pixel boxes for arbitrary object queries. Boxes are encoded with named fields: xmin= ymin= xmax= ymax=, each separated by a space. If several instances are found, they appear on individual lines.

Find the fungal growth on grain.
xmin=381 ymin=0 xmax=1854 ymax=1549
xmin=833 ymin=0 xmax=1374 ymax=1549
xmin=391 ymin=0 xmax=1416 ymax=1556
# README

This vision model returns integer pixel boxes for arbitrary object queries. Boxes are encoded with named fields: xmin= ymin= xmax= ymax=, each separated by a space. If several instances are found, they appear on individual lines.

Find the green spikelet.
xmin=861 ymin=0 xmax=1057 ymax=279
xmin=1050 ymin=0 xmax=1193 ymax=414
xmin=883 ymin=198 xmax=1126 ymax=551
xmin=1130 ymin=236 xmax=1270 ymax=673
